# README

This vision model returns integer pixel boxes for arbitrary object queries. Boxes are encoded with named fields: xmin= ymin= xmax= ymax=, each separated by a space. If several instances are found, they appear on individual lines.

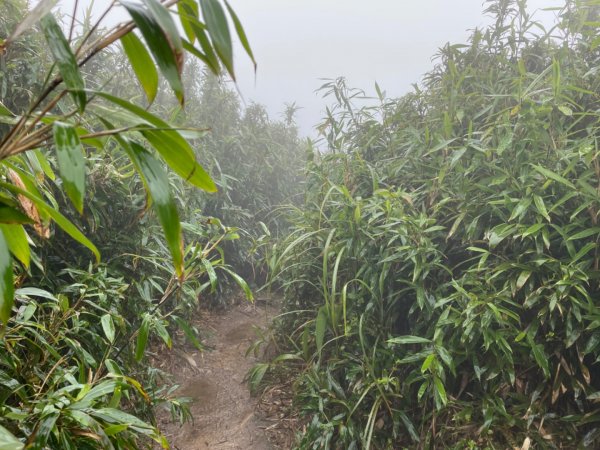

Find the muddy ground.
xmin=153 ymin=299 xmax=296 ymax=449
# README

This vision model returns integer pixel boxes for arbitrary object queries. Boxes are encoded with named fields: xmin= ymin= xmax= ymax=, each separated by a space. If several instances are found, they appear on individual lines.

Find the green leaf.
xmin=388 ymin=335 xmax=432 ymax=345
xmin=177 ymin=0 xmax=199 ymax=44
xmin=532 ymin=164 xmax=576 ymax=189
xmin=247 ymin=363 xmax=268 ymax=394
xmin=121 ymin=33 xmax=159 ymax=104
xmin=0 ymin=181 xmax=99 ymax=261
xmin=126 ymin=141 xmax=183 ymax=277
xmin=315 ymin=305 xmax=328 ymax=357
xmin=0 ymin=204 xmax=33 ymax=224
xmin=433 ymin=376 xmax=448 ymax=407
xmin=33 ymin=150 xmax=56 ymax=181
xmin=516 ymin=270 xmax=531 ymax=290
xmin=522 ymin=223 xmax=544 ymax=237
xmin=101 ymin=314 xmax=116 ymax=344
xmin=0 ymin=101 xmax=14 ymax=117
xmin=221 ymin=266 xmax=253 ymax=301
xmin=508 ymin=197 xmax=532 ymax=221
xmin=421 ymin=354 xmax=436 ymax=373
xmin=0 ymin=224 xmax=29 ymax=269
xmin=142 ymin=130 xmax=216 ymax=192
xmin=154 ymin=319 xmax=172 ymax=349
xmin=122 ymin=0 xmax=184 ymax=103
xmin=173 ymin=316 xmax=203 ymax=350
xmin=40 ymin=14 xmax=86 ymax=111
xmin=200 ymin=0 xmax=234 ymax=78
xmin=179 ymin=6 xmax=220 ymax=74
xmin=95 ymin=92 xmax=217 ymax=191
xmin=0 ymin=424 xmax=24 ymax=450
xmin=568 ymin=228 xmax=600 ymax=241
xmin=224 ymin=0 xmax=256 ymax=70
xmin=143 ymin=0 xmax=184 ymax=55
xmin=533 ymin=195 xmax=550 ymax=222
xmin=135 ymin=315 xmax=151 ymax=361
xmin=528 ymin=336 xmax=550 ymax=378
xmin=201 ymin=258 xmax=218 ymax=292
xmin=104 ymin=424 xmax=129 ymax=436
xmin=0 ymin=229 xmax=14 ymax=325
xmin=90 ymin=408 xmax=154 ymax=434
xmin=16 ymin=287 xmax=57 ymax=301
xmin=53 ymin=122 xmax=86 ymax=213
xmin=558 ymin=105 xmax=573 ymax=116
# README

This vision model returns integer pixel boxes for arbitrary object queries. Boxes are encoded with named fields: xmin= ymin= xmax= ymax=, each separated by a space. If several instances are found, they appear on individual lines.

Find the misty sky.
xmin=57 ymin=0 xmax=563 ymax=136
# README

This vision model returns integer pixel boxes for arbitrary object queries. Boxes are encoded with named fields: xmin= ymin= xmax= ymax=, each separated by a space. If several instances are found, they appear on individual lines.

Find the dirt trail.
xmin=156 ymin=301 xmax=278 ymax=450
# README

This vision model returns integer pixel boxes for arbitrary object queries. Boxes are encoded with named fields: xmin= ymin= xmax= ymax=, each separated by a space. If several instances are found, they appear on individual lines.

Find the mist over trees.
xmin=1 ymin=0 xmax=600 ymax=449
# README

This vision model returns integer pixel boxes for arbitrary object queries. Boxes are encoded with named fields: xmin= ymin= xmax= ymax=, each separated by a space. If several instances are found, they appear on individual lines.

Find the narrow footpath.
xmin=155 ymin=300 xmax=281 ymax=449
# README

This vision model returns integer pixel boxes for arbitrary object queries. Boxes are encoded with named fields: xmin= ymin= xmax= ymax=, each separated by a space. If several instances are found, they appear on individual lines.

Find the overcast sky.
xmin=56 ymin=0 xmax=563 ymax=136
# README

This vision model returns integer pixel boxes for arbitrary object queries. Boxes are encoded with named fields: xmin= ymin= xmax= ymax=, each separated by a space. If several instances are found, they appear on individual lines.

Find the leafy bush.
xmin=0 ymin=0 xmax=259 ymax=447
xmin=268 ymin=1 xmax=600 ymax=448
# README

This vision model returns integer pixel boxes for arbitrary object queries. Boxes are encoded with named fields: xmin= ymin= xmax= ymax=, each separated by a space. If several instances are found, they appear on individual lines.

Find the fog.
xmin=58 ymin=0 xmax=564 ymax=136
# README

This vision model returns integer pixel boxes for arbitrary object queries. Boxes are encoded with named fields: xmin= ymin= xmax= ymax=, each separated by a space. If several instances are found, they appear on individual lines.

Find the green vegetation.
xmin=0 ymin=1 xmax=301 ymax=448
xmin=2 ymin=0 xmax=600 ymax=449
xmin=265 ymin=1 xmax=600 ymax=448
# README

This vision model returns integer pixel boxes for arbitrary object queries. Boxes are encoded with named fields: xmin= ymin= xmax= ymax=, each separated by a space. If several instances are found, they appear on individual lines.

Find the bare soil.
xmin=154 ymin=299 xmax=293 ymax=450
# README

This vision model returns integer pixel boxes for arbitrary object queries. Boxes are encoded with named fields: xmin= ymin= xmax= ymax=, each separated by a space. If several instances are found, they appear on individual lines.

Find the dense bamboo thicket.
xmin=265 ymin=1 xmax=600 ymax=448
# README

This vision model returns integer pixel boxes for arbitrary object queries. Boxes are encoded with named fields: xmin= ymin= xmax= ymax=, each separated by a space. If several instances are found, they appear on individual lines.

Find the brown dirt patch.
xmin=154 ymin=299 xmax=292 ymax=449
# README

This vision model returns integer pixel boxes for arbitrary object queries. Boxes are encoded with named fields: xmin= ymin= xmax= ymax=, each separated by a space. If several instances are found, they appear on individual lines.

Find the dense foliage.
xmin=0 ymin=1 xmax=293 ymax=448
xmin=267 ymin=1 xmax=600 ymax=448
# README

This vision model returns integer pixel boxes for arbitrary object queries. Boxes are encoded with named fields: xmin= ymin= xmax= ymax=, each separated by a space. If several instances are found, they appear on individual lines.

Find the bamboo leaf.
xmin=40 ymin=14 xmax=86 ymax=111
xmin=388 ymin=335 xmax=432 ymax=345
xmin=94 ymin=92 xmax=217 ymax=191
xmin=53 ymin=122 xmax=86 ymax=214
xmin=433 ymin=376 xmax=448 ymax=406
xmin=121 ymin=33 xmax=159 ymax=104
xmin=532 ymin=164 xmax=576 ymax=189
xmin=33 ymin=150 xmax=56 ymax=181
xmin=224 ymin=0 xmax=256 ymax=70
xmin=221 ymin=266 xmax=253 ymax=301
xmin=135 ymin=315 xmax=151 ymax=361
xmin=0 ymin=424 xmax=24 ymax=450
xmin=126 ymin=141 xmax=183 ymax=278
xmin=0 ymin=181 xmax=99 ymax=261
xmin=0 ymin=101 xmax=14 ymax=117
xmin=201 ymin=258 xmax=218 ymax=292
xmin=173 ymin=316 xmax=203 ymax=350
xmin=101 ymin=314 xmax=116 ymax=344
xmin=0 ymin=229 xmax=14 ymax=325
xmin=0 ymin=224 xmax=29 ymax=269
xmin=516 ymin=270 xmax=531 ymax=290
xmin=121 ymin=0 xmax=185 ymax=103
xmin=315 ymin=305 xmax=328 ymax=357
xmin=200 ymin=0 xmax=234 ymax=78
xmin=177 ymin=0 xmax=199 ymax=44
xmin=568 ymin=227 xmax=600 ymax=241
xmin=0 ymin=204 xmax=33 ymax=224
xmin=533 ymin=195 xmax=550 ymax=222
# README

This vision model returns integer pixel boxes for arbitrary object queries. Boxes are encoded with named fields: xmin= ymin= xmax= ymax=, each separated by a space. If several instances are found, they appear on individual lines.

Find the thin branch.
xmin=68 ymin=0 xmax=79 ymax=42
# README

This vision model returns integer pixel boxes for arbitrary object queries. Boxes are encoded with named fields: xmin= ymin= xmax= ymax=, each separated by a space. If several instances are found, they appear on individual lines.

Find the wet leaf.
xmin=40 ymin=14 xmax=86 ymax=110
xmin=200 ymin=0 xmax=234 ymax=78
xmin=122 ymin=0 xmax=184 ymax=103
xmin=126 ymin=141 xmax=183 ymax=277
xmin=0 ymin=229 xmax=14 ymax=325
xmin=121 ymin=33 xmax=159 ymax=104
xmin=53 ymin=122 xmax=86 ymax=213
